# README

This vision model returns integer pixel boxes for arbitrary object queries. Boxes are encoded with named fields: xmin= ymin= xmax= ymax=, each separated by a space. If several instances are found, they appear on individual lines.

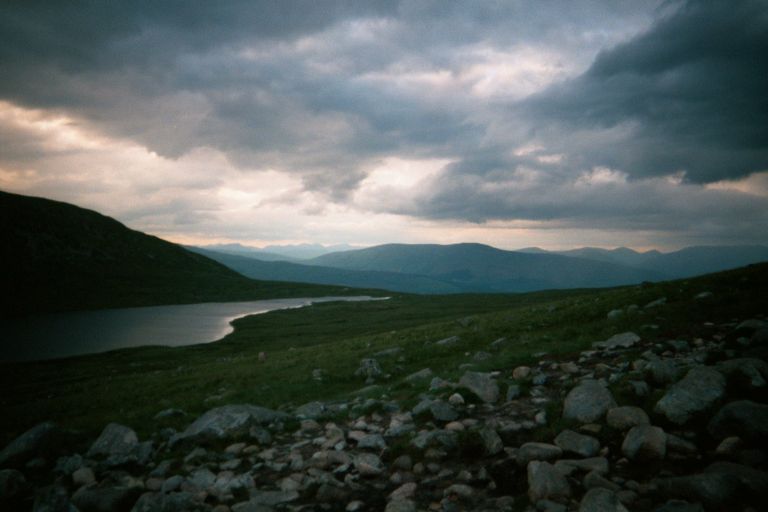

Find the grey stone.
xmin=717 ymin=358 xmax=768 ymax=389
xmin=579 ymin=488 xmax=628 ymax=512
xmin=72 ymin=485 xmax=143 ymax=512
xmin=430 ymin=401 xmax=459 ymax=422
xmin=72 ymin=467 xmax=96 ymax=487
xmin=435 ymin=336 xmax=460 ymax=346
xmin=374 ymin=347 xmax=402 ymax=358
xmin=607 ymin=309 xmax=624 ymax=321
xmin=88 ymin=423 xmax=139 ymax=458
xmin=583 ymin=471 xmax=621 ymax=492
xmin=385 ymin=500 xmax=416 ymax=512
xmin=708 ymin=400 xmax=768 ymax=442
xmin=646 ymin=360 xmax=683 ymax=385
xmin=295 ymin=401 xmax=327 ymax=419
xmin=131 ymin=491 xmax=210 ymax=512
xmin=175 ymin=404 xmax=288 ymax=443
xmin=242 ymin=490 xmax=299 ymax=507
xmin=517 ymin=443 xmax=563 ymax=466
xmin=357 ymin=434 xmax=387 ymax=451
xmin=528 ymin=461 xmax=571 ymax=503
xmin=554 ymin=430 xmax=600 ymax=458
xmin=354 ymin=358 xmax=383 ymax=379
xmin=654 ymin=366 xmax=726 ymax=425
xmin=644 ymin=297 xmax=667 ymax=309
xmin=473 ymin=351 xmax=492 ymax=361
xmin=404 ymin=368 xmax=433 ymax=383
xmin=654 ymin=472 xmax=742 ymax=510
xmin=593 ymin=332 xmax=640 ymax=350
xmin=554 ymin=457 xmax=609 ymax=476
xmin=153 ymin=409 xmax=186 ymax=420
xmin=479 ymin=427 xmax=504 ymax=456
xmin=704 ymin=461 xmax=768 ymax=497
xmin=562 ymin=380 xmax=616 ymax=423
xmin=459 ymin=371 xmax=499 ymax=403
xmin=606 ymin=406 xmax=649 ymax=431
xmin=354 ymin=453 xmax=383 ymax=476
xmin=0 ymin=422 xmax=62 ymax=468
xmin=621 ymin=425 xmax=666 ymax=461
xmin=513 ymin=366 xmax=532 ymax=380
xmin=506 ymin=384 xmax=522 ymax=401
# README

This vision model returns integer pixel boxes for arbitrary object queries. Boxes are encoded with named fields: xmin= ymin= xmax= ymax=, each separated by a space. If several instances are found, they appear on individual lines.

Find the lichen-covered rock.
xmin=562 ymin=380 xmax=616 ymax=423
xmin=654 ymin=366 xmax=726 ymax=425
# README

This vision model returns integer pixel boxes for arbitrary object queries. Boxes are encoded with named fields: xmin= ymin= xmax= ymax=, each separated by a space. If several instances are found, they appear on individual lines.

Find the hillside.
xmin=2 ymin=261 xmax=767 ymax=510
xmin=308 ymin=243 xmax=664 ymax=292
xmin=0 ymin=191 xmax=362 ymax=317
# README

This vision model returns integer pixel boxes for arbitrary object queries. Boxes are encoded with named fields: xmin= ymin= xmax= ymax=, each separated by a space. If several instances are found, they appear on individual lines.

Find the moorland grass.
xmin=1 ymin=263 xmax=765 ymax=445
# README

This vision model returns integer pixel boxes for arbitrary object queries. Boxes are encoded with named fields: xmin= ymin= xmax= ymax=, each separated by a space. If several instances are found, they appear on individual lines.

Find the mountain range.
xmin=193 ymin=242 xmax=768 ymax=295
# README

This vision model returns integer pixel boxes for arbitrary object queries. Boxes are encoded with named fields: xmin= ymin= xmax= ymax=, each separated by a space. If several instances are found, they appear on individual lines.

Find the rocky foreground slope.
xmin=1 ymin=314 xmax=767 ymax=511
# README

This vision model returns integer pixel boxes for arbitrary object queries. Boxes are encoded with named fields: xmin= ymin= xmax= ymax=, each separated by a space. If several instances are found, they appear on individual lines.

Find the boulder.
xmin=606 ymin=406 xmax=649 ymax=431
xmin=579 ymin=488 xmax=628 ymax=512
xmin=621 ymin=425 xmax=666 ymax=461
xmin=654 ymin=472 xmax=742 ymax=510
xmin=72 ymin=485 xmax=143 ymax=512
xmin=554 ymin=430 xmax=600 ymax=458
xmin=131 ymin=491 xmax=210 ymax=512
xmin=527 ymin=461 xmax=571 ymax=503
xmin=554 ymin=457 xmax=609 ymax=476
xmin=646 ymin=360 xmax=683 ymax=386
xmin=562 ymin=380 xmax=617 ymax=423
xmin=294 ymin=401 xmax=327 ymax=420
xmin=236 ymin=490 xmax=299 ymax=508
xmin=479 ymin=427 xmax=504 ymax=456
xmin=404 ymin=368 xmax=433 ymax=383
xmin=593 ymin=332 xmax=640 ymax=350
xmin=354 ymin=453 xmax=384 ymax=477
xmin=707 ymin=400 xmax=768 ymax=442
xmin=654 ymin=366 xmax=726 ymax=425
xmin=716 ymin=358 xmax=768 ymax=390
xmin=174 ymin=404 xmax=289 ymax=444
xmin=517 ymin=443 xmax=563 ymax=466
xmin=458 ymin=371 xmax=499 ymax=403
xmin=429 ymin=401 xmax=458 ymax=422
xmin=87 ymin=423 xmax=138 ymax=458
xmin=354 ymin=359 xmax=383 ymax=380
xmin=0 ymin=422 xmax=63 ymax=468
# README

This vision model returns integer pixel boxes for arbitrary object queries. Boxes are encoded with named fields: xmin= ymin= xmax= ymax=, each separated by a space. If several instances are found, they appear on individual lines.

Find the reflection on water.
xmin=2 ymin=296 xmax=377 ymax=362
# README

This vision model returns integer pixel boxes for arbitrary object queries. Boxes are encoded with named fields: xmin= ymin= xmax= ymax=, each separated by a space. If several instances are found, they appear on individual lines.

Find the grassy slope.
xmin=0 ymin=191 xmax=372 ymax=317
xmin=2 ymin=262 xmax=765 ymax=445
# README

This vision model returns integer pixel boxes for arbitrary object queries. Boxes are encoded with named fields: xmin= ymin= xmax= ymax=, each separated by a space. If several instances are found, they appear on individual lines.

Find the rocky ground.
xmin=1 ymin=310 xmax=767 ymax=511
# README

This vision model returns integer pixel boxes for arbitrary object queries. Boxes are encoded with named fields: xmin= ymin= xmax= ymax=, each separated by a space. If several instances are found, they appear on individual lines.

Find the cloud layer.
xmin=0 ymin=0 xmax=766 ymax=249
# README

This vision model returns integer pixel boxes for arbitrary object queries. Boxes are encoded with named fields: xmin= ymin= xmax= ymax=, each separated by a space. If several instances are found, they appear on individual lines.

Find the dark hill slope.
xmin=309 ymin=243 xmax=664 ymax=291
xmin=0 ymin=191 xmax=354 ymax=317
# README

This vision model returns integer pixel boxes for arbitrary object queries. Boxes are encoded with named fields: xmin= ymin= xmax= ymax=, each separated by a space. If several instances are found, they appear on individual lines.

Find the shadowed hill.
xmin=0 ymin=191 xmax=362 ymax=317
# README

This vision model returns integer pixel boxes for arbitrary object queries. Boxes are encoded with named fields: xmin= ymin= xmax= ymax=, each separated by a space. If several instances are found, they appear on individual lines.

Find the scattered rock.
xmin=593 ymin=332 xmax=641 ymax=350
xmin=354 ymin=453 xmax=384 ymax=476
xmin=527 ymin=461 xmax=571 ymax=503
xmin=563 ymin=380 xmax=617 ymax=423
xmin=0 ymin=422 xmax=63 ymax=468
xmin=174 ymin=404 xmax=289 ymax=444
xmin=87 ymin=423 xmax=138 ymax=458
xmin=606 ymin=406 xmax=649 ymax=431
xmin=435 ymin=336 xmax=460 ymax=346
xmin=459 ymin=371 xmax=499 ymax=403
xmin=404 ymin=368 xmax=433 ymax=383
xmin=707 ymin=400 xmax=768 ymax=442
xmin=554 ymin=430 xmax=600 ymax=458
xmin=513 ymin=366 xmax=532 ymax=380
xmin=621 ymin=425 xmax=666 ymax=461
xmin=517 ymin=443 xmax=563 ymax=466
xmin=355 ymin=359 xmax=384 ymax=380
xmin=654 ymin=366 xmax=726 ymax=425
xmin=579 ymin=487 xmax=628 ymax=512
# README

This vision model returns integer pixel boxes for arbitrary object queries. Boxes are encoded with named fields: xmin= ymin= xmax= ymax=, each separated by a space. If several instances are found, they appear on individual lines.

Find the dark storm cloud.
xmin=518 ymin=0 xmax=768 ymax=183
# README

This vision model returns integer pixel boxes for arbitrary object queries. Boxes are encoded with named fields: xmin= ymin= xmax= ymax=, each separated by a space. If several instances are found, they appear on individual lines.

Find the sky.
xmin=1 ymin=1 xmax=766 ymax=251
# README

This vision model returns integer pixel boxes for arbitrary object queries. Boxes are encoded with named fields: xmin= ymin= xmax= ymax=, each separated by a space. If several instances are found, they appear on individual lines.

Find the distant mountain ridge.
xmin=197 ymin=242 xmax=359 ymax=261
xmin=196 ymin=242 xmax=768 ymax=295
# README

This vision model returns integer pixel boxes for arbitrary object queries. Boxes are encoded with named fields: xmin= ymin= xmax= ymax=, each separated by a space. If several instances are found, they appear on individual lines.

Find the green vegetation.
xmin=0 ymin=190 xmax=377 ymax=318
xmin=2 ymin=262 xmax=765 ymax=446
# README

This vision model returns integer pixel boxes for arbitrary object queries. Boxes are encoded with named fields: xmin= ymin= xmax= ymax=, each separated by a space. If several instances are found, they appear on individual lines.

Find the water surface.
xmin=2 ymin=296 xmax=376 ymax=362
